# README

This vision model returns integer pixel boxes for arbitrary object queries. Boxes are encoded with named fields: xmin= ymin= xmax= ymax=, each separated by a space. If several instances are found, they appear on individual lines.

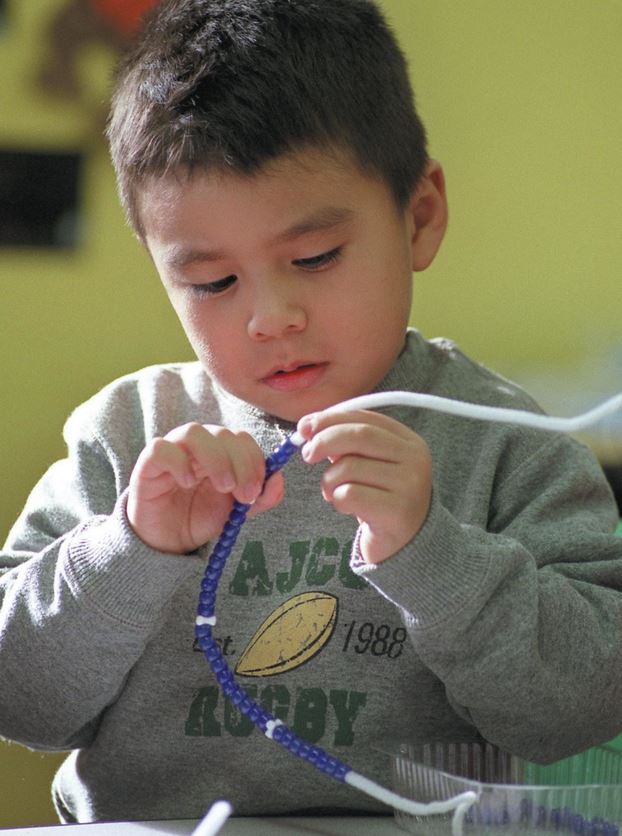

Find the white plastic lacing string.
xmin=289 ymin=389 xmax=622 ymax=447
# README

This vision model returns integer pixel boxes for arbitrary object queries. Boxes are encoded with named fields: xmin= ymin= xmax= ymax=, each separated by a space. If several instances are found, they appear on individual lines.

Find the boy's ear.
xmin=407 ymin=160 xmax=448 ymax=272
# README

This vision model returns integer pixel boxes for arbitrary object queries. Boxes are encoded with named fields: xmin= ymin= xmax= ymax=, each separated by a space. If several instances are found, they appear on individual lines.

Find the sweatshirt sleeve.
xmin=0 ymin=402 xmax=201 ymax=751
xmin=351 ymin=432 xmax=622 ymax=764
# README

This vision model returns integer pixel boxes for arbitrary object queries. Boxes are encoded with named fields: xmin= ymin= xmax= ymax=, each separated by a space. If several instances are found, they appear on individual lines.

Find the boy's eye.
xmin=191 ymin=275 xmax=237 ymax=296
xmin=293 ymin=246 xmax=342 ymax=270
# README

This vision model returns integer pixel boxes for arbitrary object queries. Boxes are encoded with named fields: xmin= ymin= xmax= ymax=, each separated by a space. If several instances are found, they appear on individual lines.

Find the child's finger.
xmin=326 ymin=480 xmax=386 ymax=520
xmin=132 ymin=437 xmax=196 ymax=495
xmin=247 ymin=472 xmax=285 ymax=518
xmin=163 ymin=424 xmax=263 ymax=500
xmin=219 ymin=429 xmax=269 ymax=504
xmin=164 ymin=423 xmax=236 ymax=492
xmin=297 ymin=408 xmax=415 ymax=442
xmin=300 ymin=420 xmax=407 ymax=466
xmin=320 ymin=456 xmax=397 ymax=499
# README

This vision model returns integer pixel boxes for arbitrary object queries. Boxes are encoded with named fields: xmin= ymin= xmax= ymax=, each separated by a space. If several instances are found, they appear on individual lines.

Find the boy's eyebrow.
xmin=162 ymin=206 xmax=355 ymax=268
xmin=271 ymin=206 xmax=355 ymax=244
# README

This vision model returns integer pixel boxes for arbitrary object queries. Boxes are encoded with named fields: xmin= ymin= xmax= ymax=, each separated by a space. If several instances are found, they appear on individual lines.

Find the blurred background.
xmin=0 ymin=0 xmax=620 ymax=827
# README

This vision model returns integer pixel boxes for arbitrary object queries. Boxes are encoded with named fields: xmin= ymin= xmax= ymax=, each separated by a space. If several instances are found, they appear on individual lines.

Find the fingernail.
xmin=297 ymin=413 xmax=316 ymax=438
xmin=301 ymin=442 xmax=313 ymax=462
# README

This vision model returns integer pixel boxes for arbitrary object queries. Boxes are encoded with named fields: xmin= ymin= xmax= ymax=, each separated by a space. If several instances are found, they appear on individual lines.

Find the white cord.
xmin=346 ymin=771 xmax=477 ymax=833
xmin=316 ymin=390 xmax=622 ymax=433
xmin=191 ymin=800 xmax=233 ymax=836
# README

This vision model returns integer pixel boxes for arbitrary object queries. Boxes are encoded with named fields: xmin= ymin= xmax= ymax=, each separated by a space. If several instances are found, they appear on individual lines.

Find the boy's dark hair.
xmin=107 ymin=0 xmax=428 ymax=236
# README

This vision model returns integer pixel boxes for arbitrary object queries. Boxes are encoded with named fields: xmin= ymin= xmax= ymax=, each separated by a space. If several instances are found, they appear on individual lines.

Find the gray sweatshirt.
xmin=1 ymin=329 xmax=622 ymax=822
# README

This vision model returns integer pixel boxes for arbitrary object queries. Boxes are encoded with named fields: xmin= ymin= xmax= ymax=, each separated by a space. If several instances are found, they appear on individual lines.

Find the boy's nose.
xmin=247 ymin=293 xmax=307 ymax=341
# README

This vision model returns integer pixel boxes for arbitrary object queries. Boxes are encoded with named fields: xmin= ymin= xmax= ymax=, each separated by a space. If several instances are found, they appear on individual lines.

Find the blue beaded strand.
xmin=195 ymin=434 xmax=350 ymax=782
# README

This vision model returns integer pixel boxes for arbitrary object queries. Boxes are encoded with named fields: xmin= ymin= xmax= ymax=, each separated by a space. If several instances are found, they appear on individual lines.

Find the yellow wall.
xmin=0 ymin=0 xmax=620 ymax=826
xmin=386 ymin=0 xmax=622 ymax=373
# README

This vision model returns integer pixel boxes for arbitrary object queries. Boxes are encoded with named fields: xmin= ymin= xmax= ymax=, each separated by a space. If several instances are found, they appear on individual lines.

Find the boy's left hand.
xmin=297 ymin=410 xmax=432 ymax=564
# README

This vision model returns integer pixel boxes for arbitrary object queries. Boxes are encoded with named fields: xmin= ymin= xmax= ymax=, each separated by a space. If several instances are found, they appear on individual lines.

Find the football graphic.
xmin=235 ymin=591 xmax=338 ymax=677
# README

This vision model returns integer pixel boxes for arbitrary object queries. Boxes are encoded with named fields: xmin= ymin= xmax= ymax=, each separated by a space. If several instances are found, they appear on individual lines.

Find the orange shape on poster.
xmin=92 ymin=0 xmax=159 ymax=37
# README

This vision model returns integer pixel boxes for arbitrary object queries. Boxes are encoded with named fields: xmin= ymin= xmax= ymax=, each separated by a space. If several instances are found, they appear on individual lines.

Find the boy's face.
xmin=139 ymin=149 xmax=442 ymax=422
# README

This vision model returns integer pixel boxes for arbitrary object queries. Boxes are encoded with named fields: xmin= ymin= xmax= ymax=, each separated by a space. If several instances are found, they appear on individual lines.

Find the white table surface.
xmin=0 ymin=817 xmax=400 ymax=835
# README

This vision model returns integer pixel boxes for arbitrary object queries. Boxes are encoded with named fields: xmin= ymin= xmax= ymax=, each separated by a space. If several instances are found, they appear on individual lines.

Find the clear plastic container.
xmin=382 ymin=740 xmax=622 ymax=834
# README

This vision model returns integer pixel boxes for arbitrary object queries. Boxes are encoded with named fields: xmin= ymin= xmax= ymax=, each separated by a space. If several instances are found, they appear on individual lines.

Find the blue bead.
xmin=333 ymin=763 xmax=348 ymax=781
xmin=229 ymin=687 xmax=245 ymax=706
xmin=248 ymin=705 xmax=262 ymax=722
xmin=220 ymin=679 xmax=237 ymax=698
xmin=201 ymin=577 xmax=218 ymax=592
xmin=239 ymin=698 xmax=253 ymax=715
xmin=324 ymin=757 xmax=337 ymax=774
xmin=257 ymin=711 xmax=271 ymax=728
xmin=272 ymin=724 xmax=285 ymax=742
xmin=306 ymin=746 xmax=320 ymax=764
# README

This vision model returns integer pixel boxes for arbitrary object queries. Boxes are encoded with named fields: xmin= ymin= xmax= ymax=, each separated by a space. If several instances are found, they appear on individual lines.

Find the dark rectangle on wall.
xmin=0 ymin=148 xmax=83 ymax=248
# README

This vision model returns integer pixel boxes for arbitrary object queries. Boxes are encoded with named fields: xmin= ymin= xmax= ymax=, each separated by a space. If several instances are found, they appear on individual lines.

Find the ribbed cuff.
xmin=350 ymin=492 xmax=491 ymax=629
xmin=63 ymin=492 xmax=202 ymax=628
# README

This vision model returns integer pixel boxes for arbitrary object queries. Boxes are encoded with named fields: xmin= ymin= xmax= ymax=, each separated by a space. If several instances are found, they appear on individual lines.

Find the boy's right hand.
xmin=127 ymin=424 xmax=283 ymax=555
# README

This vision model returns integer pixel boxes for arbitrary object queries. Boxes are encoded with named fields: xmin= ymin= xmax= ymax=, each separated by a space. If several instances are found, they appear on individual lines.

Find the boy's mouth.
xmin=262 ymin=362 xmax=327 ymax=392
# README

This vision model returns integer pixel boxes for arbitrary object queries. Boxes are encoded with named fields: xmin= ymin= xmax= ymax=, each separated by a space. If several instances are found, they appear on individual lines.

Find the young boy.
xmin=2 ymin=0 xmax=622 ymax=824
